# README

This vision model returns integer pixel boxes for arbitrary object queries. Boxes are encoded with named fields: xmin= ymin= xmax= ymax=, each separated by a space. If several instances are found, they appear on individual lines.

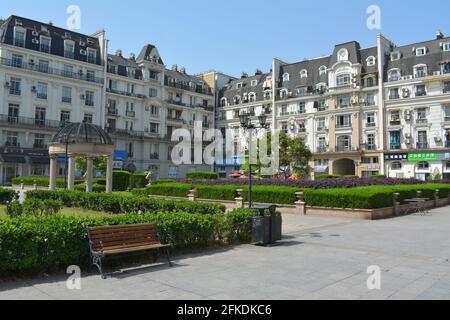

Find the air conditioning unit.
xmin=79 ymin=41 xmax=86 ymax=47
xmin=80 ymin=49 xmax=87 ymax=55
xmin=32 ymin=30 xmax=39 ymax=37
xmin=32 ymin=38 xmax=39 ymax=45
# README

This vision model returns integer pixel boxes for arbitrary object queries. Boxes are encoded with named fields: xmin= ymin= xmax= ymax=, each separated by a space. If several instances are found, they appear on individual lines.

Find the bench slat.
xmin=91 ymin=238 xmax=161 ymax=250
xmin=93 ymin=243 xmax=171 ymax=255
xmin=89 ymin=230 xmax=159 ymax=242
xmin=89 ymin=224 xmax=156 ymax=235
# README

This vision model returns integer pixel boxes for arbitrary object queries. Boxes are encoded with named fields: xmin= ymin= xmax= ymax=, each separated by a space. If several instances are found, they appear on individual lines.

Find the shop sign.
xmin=384 ymin=153 xmax=408 ymax=161
xmin=408 ymin=152 xmax=438 ymax=161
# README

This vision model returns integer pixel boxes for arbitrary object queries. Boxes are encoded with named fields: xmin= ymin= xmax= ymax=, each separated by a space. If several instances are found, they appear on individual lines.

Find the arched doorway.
xmin=333 ymin=158 xmax=355 ymax=176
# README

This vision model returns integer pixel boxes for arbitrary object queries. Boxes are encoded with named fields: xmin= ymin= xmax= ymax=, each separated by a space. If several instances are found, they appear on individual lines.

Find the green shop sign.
xmin=408 ymin=152 xmax=438 ymax=161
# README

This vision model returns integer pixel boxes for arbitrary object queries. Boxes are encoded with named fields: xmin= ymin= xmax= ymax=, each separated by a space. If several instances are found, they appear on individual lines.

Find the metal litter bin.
xmin=252 ymin=204 xmax=282 ymax=245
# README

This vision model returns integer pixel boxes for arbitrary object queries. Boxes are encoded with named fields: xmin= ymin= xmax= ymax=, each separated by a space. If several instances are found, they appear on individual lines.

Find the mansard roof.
xmin=219 ymin=72 xmax=270 ymax=103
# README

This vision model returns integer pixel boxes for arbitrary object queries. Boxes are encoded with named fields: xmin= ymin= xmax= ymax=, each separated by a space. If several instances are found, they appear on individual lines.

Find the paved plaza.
xmin=1 ymin=207 xmax=450 ymax=300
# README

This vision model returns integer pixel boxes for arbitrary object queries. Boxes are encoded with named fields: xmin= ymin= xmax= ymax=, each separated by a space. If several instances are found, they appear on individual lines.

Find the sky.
xmin=1 ymin=0 xmax=449 ymax=77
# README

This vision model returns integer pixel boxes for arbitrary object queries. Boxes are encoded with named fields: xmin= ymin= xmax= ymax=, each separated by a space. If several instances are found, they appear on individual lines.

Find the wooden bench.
xmin=87 ymin=223 xmax=172 ymax=279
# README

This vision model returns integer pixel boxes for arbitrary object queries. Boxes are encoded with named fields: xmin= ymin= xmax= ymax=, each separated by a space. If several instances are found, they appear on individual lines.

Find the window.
xmin=149 ymin=88 xmax=158 ymax=97
xmin=109 ymin=79 xmax=117 ymax=90
xmin=86 ymin=70 xmax=96 ymax=82
xmin=6 ymin=131 xmax=19 ymax=147
xmin=319 ymin=66 xmax=327 ymax=76
xmin=264 ymin=91 xmax=271 ymax=100
xmin=280 ymin=105 xmax=288 ymax=116
xmin=391 ymin=162 xmax=402 ymax=170
xmin=367 ymin=134 xmax=376 ymax=150
xmin=389 ymin=88 xmax=400 ymax=100
xmin=389 ymin=131 xmax=401 ymax=149
xmin=8 ymin=104 xmax=19 ymax=123
xmin=337 ymin=95 xmax=351 ymax=108
xmin=366 ymin=113 xmax=376 ymax=127
xmin=38 ymin=60 xmax=49 ymax=73
xmin=125 ymin=121 xmax=134 ymax=132
xmin=87 ymin=48 xmax=97 ymax=64
xmin=416 ymin=84 xmax=426 ymax=97
xmin=36 ymin=82 xmax=47 ymax=99
xmin=445 ymin=106 xmax=450 ymax=121
xmin=35 ymin=107 xmax=46 ymax=126
xmin=281 ymin=122 xmax=288 ymax=133
xmin=362 ymin=157 xmax=379 ymax=164
xmin=282 ymin=73 xmax=290 ymax=82
xmin=416 ymin=108 xmax=427 ymax=124
xmin=10 ymin=77 xmax=21 ymax=95
xmin=85 ymin=91 xmax=94 ymax=106
xmin=127 ymin=83 xmax=135 ymax=94
xmin=337 ymin=49 xmax=348 ymax=61
xmin=296 ymin=87 xmax=307 ymax=97
xmin=336 ymin=74 xmax=350 ymax=86
xmin=417 ymin=131 xmax=428 ymax=149
xmin=390 ymin=111 xmax=401 ymax=125
xmin=12 ymin=54 xmax=23 ymax=68
xmin=248 ymin=93 xmax=256 ymax=102
xmin=33 ymin=133 xmax=46 ymax=149
xmin=366 ymin=92 xmax=375 ymax=105
xmin=60 ymin=111 xmax=71 ymax=123
xmin=300 ymin=70 xmax=308 ymax=78
xmin=444 ymin=82 xmax=450 ymax=94
xmin=417 ymin=161 xmax=429 ymax=170
xmin=149 ymin=70 xmax=158 ymax=80
xmin=318 ymin=100 xmax=327 ymax=111
xmin=63 ymin=65 xmax=74 ymax=78
xmin=64 ymin=41 xmax=75 ymax=59
xmin=317 ymin=118 xmax=326 ymax=131
xmin=415 ymin=65 xmax=427 ymax=78
xmin=390 ymin=52 xmax=400 ymax=61
xmin=14 ymin=30 xmax=25 ymax=47
xmin=150 ymin=144 xmax=159 ymax=159
xmin=366 ymin=56 xmax=376 ymax=66
xmin=298 ymin=102 xmax=306 ymax=114
xmin=336 ymin=135 xmax=351 ymax=151
xmin=233 ymin=96 xmax=241 ymax=105
xmin=251 ymin=80 xmax=258 ymax=87
xmin=151 ymin=105 xmax=159 ymax=117
xmin=389 ymin=70 xmax=400 ymax=82
xmin=236 ymin=82 xmax=243 ymax=89
xmin=62 ymin=87 xmax=72 ymax=103
xmin=220 ymin=98 xmax=227 ymax=107
xmin=336 ymin=115 xmax=352 ymax=128
xmin=365 ymin=77 xmax=375 ymax=87
xmin=443 ymin=43 xmax=450 ymax=52
xmin=83 ymin=114 xmax=93 ymax=123
xmin=150 ymin=122 xmax=159 ymax=134
xmin=40 ymin=37 xmax=51 ymax=53
xmin=416 ymin=47 xmax=426 ymax=56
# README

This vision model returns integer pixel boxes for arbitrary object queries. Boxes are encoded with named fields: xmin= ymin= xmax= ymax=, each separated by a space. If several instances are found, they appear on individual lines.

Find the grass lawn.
xmin=0 ymin=205 xmax=109 ymax=219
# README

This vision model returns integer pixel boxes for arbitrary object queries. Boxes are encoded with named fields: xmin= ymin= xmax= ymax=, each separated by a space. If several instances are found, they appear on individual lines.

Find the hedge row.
xmin=26 ymin=190 xmax=226 ymax=215
xmin=304 ymin=184 xmax=450 ymax=209
xmin=11 ymin=177 xmax=84 ymax=188
xmin=134 ymin=183 xmax=300 ymax=205
xmin=0 ymin=188 xmax=18 ymax=204
xmin=0 ymin=208 xmax=259 ymax=273
xmin=185 ymin=172 xmax=219 ymax=180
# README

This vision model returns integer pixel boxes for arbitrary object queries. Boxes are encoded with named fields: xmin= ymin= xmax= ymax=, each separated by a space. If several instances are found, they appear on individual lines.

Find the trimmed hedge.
xmin=26 ymin=190 xmax=226 ymax=215
xmin=112 ymin=170 xmax=131 ymax=191
xmin=0 ymin=208 xmax=259 ymax=273
xmin=154 ymin=179 xmax=176 ymax=184
xmin=137 ymin=183 xmax=299 ymax=205
xmin=129 ymin=173 xmax=148 ymax=189
xmin=185 ymin=172 xmax=219 ymax=180
xmin=74 ymin=183 xmax=106 ymax=193
xmin=11 ymin=177 xmax=84 ymax=188
xmin=0 ymin=188 xmax=18 ymax=204
xmin=304 ymin=184 xmax=450 ymax=209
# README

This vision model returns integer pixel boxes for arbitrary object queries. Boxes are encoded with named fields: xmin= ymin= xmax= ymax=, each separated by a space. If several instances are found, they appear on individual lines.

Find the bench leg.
xmin=165 ymin=248 xmax=173 ymax=267
xmin=92 ymin=255 xmax=106 ymax=279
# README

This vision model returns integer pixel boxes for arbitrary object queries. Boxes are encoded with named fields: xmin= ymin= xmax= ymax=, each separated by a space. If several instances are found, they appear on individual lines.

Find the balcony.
xmin=126 ymin=110 xmax=136 ymax=118
xmin=166 ymin=116 xmax=184 ymax=123
xmin=390 ymin=144 xmax=401 ymax=150
xmin=106 ymin=107 xmax=118 ymax=116
xmin=40 ymin=44 xmax=51 ymax=54
xmin=62 ymin=97 xmax=72 ymax=104
xmin=150 ymin=153 xmax=159 ymax=160
xmin=416 ymin=118 xmax=428 ymax=125
xmin=166 ymin=99 xmax=186 ymax=107
xmin=446 ymin=140 xmax=450 ymax=148
xmin=365 ymin=144 xmax=376 ymax=151
xmin=0 ymin=57 xmax=104 ymax=84
xmin=389 ymin=118 xmax=401 ymax=126
xmin=366 ymin=122 xmax=376 ymax=128
xmin=316 ymin=147 xmax=328 ymax=153
xmin=106 ymin=88 xmax=147 ymax=99
xmin=416 ymin=142 xmax=429 ymax=149
xmin=335 ymin=146 xmax=352 ymax=152
xmin=36 ymin=93 xmax=47 ymax=100
xmin=317 ymin=126 xmax=327 ymax=132
xmin=416 ymin=91 xmax=427 ymax=97
xmin=0 ymin=114 xmax=62 ymax=129
xmin=164 ymin=80 xmax=213 ymax=96
xmin=389 ymin=94 xmax=400 ymax=100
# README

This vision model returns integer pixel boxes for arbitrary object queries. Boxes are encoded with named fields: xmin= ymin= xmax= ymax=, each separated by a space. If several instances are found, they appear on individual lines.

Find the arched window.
xmin=388 ymin=69 xmax=400 ymax=82
xmin=279 ymin=89 xmax=288 ymax=98
xmin=336 ymin=135 xmax=351 ymax=152
xmin=337 ymin=48 xmax=348 ymax=62
xmin=300 ymin=69 xmax=308 ymax=78
xmin=414 ymin=64 xmax=428 ymax=78
xmin=282 ymin=73 xmax=290 ymax=82
xmin=336 ymin=74 xmax=351 ymax=86
xmin=366 ymin=77 xmax=375 ymax=87
xmin=233 ymin=95 xmax=241 ymax=105
xmin=220 ymin=97 xmax=227 ymax=107
xmin=248 ymin=93 xmax=256 ymax=102
xmin=417 ymin=161 xmax=430 ymax=170
xmin=264 ymin=91 xmax=271 ymax=100
xmin=391 ymin=162 xmax=402 ymax=170
xmin=366 ymin=56 xmax=376 ymax=66
xmin=319 ymin=66 xmax=327 ymax=76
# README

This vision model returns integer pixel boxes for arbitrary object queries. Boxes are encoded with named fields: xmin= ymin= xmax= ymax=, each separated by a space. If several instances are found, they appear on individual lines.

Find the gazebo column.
xmin=86 ymin=157 xmax=94 ymax=192
xmin=106 ymin=155 xmax=113 ymax=193
xmin=49 ymin=155 xmax=57 ymax=190
xmin=67 ymin=155 xmax=76 ymax=190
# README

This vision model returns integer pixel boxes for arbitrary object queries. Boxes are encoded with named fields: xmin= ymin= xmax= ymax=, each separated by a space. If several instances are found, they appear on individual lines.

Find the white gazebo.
xmin=48 ymin=122 xmax=115 ymax=193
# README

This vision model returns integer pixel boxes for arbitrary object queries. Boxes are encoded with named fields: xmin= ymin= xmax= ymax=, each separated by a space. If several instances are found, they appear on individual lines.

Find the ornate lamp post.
xmin=239 ymin=110 xmax=269 ymax=208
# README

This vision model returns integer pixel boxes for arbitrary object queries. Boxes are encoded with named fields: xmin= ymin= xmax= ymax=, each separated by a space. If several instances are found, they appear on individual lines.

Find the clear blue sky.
xmin=2 ymin=0 xmax=449 ymax=76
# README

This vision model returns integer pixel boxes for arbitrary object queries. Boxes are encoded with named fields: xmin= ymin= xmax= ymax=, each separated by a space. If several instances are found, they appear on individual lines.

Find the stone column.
xmin=295 ymin=191 xmax=306 ymax=215
xmin=188 ymin=189 xmax=197 ymax=202
xmin=106 ymin=155 xmax=113 ymax=193
xmin=434 ymin=189 xmax=440 ymax=208
xmin=235 ymin=189 xmax=244 ymax=208
xmin=86 ymin=157 xmax=94 ymax=192
xmin=67 ymin=155 xmax=76 ymax=190
xmin=393 ymin=193 xmax=400 ymax=216
xmin=49 ymin=155 xmax=57 ymax=190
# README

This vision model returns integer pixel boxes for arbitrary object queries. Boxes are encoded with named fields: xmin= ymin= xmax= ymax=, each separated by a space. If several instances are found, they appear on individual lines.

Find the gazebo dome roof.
xmin=51 ymin=122 xmax=113 ymax=145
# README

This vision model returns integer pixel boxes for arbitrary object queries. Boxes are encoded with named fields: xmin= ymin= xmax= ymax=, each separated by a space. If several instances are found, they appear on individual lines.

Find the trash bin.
xmin=252 ymin=204 xmax=282 ymax=245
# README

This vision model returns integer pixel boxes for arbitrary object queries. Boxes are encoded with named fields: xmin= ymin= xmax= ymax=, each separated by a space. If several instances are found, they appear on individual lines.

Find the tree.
xmin=75 ymin=156 xmax=107 ymax=175
xmin=278 ymin=131 xmax=312 ymax=179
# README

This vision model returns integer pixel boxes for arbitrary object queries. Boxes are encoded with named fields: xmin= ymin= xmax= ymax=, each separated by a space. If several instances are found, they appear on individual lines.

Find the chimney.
xmin=48 ymin=21 xmax=53 ymax=26
xmin=436 ymin=30 xmax=444 ymax=40
xmin=129 ymin=53 xmax=136 ymax=61
xmin=172 ymin=64 xmax=178 ymax=72
xmin=180 ymin=67 xmax=186 ymax=74
xmin=116 ymin=49 xmax=123 ymax=57
xmin=241 ymin=72 xmax=248 ymax=79
xmin=255 ymin=69 xmax=262 ymax=76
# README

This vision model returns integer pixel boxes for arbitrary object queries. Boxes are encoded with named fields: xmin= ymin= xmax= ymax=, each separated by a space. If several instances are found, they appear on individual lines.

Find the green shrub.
xmin=112 ymin=170 xmax=131 ymax=191
xmin=142 ymin=183 xmax=299 ymax=205
xmin=0 ymin=188 xmax=18 ymax=204
xmin=304 ymin=184 xmax=450 ymax=209
xmin=6 ymin=201 xmax=23 ymax=218
xmin=370 ymin=174 xmax=387 ymax=178
xmin=22 ymin=199 xmax=63 ymax=216
xmin=11 ymin=177 xmax=83 ymax=188
xmin=129 ymin=173 xmax=148 ymax=189
xmin=0 ymin=208 xmax=258 ymax=273
xmin=223 ymin=208 xmax=259 ymax=243
xmin=154 ymin=179 xmax=176 ymax=184
xmin=74 ymin=183 xmax=106 ymax=193
xmin=314 ymin=174 xmax=341 ymax=181
xmin=186 ymin=172 xmax=219 ymax=180
xmin=25 ymin=190 xmax=226 ymax=215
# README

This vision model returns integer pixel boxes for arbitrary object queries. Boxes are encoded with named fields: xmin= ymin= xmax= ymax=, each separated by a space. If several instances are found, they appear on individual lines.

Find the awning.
xmin=0 ymin=155 xmax=26 ymax=163
xmin=29 ymin=156 xmax=50 ymax=165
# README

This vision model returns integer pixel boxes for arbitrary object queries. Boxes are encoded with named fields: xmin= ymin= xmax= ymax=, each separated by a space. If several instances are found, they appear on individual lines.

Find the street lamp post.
xmin=60 ymin=132 xmax=69 ymax=190
xmin=239 ymin=110 xmax=269 ymax=209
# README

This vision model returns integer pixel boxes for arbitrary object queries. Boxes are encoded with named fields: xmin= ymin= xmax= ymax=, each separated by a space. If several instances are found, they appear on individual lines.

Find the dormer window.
xmin=64 ymin=40 xmax=75 ymax=59
xmin=280 ymin=89 xmax=288 ymax=98
xmin=14 ymin=29 xmax=25 ymax=47
xmin=414 ymin=65 xmax=428 ymax=78
xmin=233 ymin=95 xmax=241 ymax=105
xmin=443 ymin=43 xmax=450 ymax=52
xmin=415 ymin=47 xmax=426 ymax=56
xmin=87 ymin=48 xmax=97 ymax=64
xmin=390 ymin=52 xmax=400 ymax=61
xmin=336 ymin=74 xmax=351 ymax=86
xmin=248 ymin=93 xmax=256 ymax=102
xmin=282 ymin=73 xmax=290 ymax=82
xmin=337 ymin=48 xmax=348 ymax=62
xmin=319 ymin=66 xmax=327 ymax=76
xmin=220 ymin=98 xmax=227 ymax=107
xmin=366 ymin=56 xmax=376 ymax=66
xmin=251 ymin=80 xmax=258 ymax=87
xmin=40 ymin=36 xmax=51 ymax=53
xmin=388 ymin=69 xmax=400 ymax=81
xmin=300 ymin=69 xmax=308 ymax=79
xmin=236 ymin=82 xmax=243 ymax=89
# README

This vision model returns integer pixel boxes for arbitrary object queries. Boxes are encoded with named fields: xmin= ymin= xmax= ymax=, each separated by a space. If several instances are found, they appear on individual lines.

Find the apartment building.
xmin=0 ymin=15 xmax=106 ymax=184
xmin=216 ymin=33 xmax=450 ymax=180
xmin=0 ymin=15 xmax=214 ymax=184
